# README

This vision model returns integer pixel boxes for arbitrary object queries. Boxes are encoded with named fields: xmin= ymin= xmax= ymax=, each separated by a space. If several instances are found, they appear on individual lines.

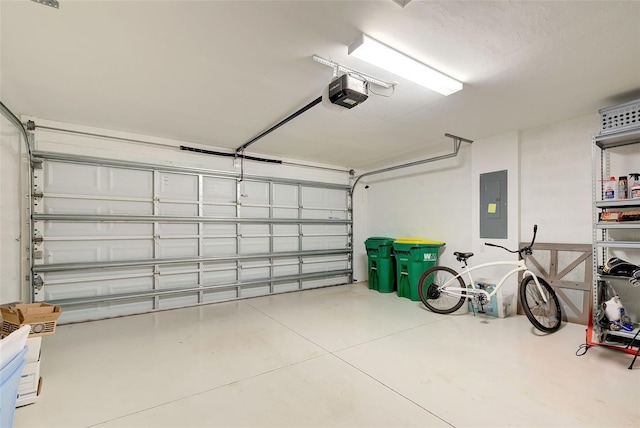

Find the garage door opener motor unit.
xmin=328 ymin=74 xmax=368 ymax=109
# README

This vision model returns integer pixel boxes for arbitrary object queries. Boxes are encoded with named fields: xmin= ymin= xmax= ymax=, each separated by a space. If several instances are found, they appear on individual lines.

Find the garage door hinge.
xmin=33 ymin=232 xmax=43 ymax=244
xmin=33 ymin=275 xmax=45 ymax=290
xmin=31 ymin=159 xmax=43 ymax=169
xmin=32 ymin=188 xmax=43 ymax=199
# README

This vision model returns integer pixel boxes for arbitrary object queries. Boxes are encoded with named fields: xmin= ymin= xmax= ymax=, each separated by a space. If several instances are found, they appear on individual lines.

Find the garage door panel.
xmin=43 ymin=266 xmax=152 ymax=282
xmin=302 ymin=260 xmax=349 ymax=273
xmin=157 ymin=223 xmax=198 ymax=236
xmin=239 ymin=237 xmax=270 ymax=254
xmin=44 ymin=198 xmax=153 ymax=215
xmin=107 ymin=169 xmax=153 ymax=197
xmin=242 ymin=284 xmax=271 ymax=298
xmin=203 ymin=177 xmax=235 ymax=202
xmin=301 ymin=209 xmax=346 ymax=220
xmin=203 ymin=268 xmax=237 ymax=283
xmin=273 ymin=184 xmax=298 ymax=206
xmin=158 ymin=172 xmax=198 ymax=201
xmin=45 ymin=162 xmax=99 ymax=193
xmin=240 ymin=266 xmax=270 ymax=281
xmin=301 ymin=187 xmax=347 ymax=210
xmin=272 ymin=208 xmax=298 ymax=218
xmin=44 ymin=221 xmax=153 ymax=238
xmin=240 ymin=206 xmax=269 ymax=218
xmin=34 ymin=154 xmax=351 ymax=322
xmin=203 ymin=238 xmax=236 ymax=256
xmin=157 ymin=202 xmax=198 ymax=216
xmin=45 ymin=162 xmax=152 ymax=198
xmin=158 ymin=272 xmax=199 ymax=289
xmin=42 ymin=240 xmax=153 ymax=264
xmin=157 ymin=265 xmax=198 ymax=277
xmin=273 ymin=225 xmax=298 ymax=235
xmin=60 ymin=300 xmax=154 ymax=323
xmin=273 ymin=237 xmax=298 ymax=252
xmin=158 ymin=239 xmax=199 ymax=258
xmin=273 ymin=264 xmax=299 ymax=276
xmin=202 ymin=288 xmax=237 ymax=303
xmin=202 ymin=205 xmax=236 ymax=217
xmin=240 ymin=224 xmax=269 ymax=235
xmin=203 ymin=223 xmax=236 ymax=236
xmin=159 ymin=295 xmax=199 ymax=309
xmin=274 ymin=282 xmax=300 ymax=293
xmin=44 ymin=276 xmax=153 ymax=300
xmin=302 ymin=236 xmax=349 ymax=251
xmin=302 ymin=277 xmax=349 ymax=289
xmin=302 ymin=224 xmax=348 ymax=235
xmin=241 ymin=181 xmax=269 ymax=205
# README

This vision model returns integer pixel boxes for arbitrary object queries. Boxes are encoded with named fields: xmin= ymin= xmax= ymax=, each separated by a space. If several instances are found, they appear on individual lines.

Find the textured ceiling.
xmin=1 ymin=0 xmax=639 ymax=169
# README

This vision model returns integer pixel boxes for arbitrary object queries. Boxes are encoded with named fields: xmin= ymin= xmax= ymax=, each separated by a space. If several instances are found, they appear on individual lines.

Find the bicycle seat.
xmin=454 ymin=252 xmax=474 ymax=261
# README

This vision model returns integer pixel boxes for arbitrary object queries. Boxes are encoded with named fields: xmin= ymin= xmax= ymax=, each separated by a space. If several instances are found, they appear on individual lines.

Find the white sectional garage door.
xmin=31 ymin=154 xmax=352 ymax=323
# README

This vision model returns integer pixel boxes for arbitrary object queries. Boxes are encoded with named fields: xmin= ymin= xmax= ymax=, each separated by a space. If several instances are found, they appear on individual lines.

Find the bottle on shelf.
xmin=630 ymin=173 xmax=640 ymax=199
xmin=618 ymin=176 xmax=628 ymax=200
xmin=604 ymin=176 xmax=616 ymax=200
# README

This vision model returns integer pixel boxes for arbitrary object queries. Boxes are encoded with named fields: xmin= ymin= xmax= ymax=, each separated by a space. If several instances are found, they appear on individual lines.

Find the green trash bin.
xmin=392 ymin=238 xmax=445 ymax=301
xmin=364 ymin=237 xmax=396 ymax=293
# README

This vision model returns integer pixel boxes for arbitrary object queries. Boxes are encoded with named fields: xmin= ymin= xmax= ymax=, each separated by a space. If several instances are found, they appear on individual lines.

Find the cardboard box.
xmin=16 ymin=377 xmax=42 ymax=407
xmin=15 ymin=357 xmax=42 ymax=407
xmin=1 ymin=303 xmax=61 ymax=337
xmin=24 ymin=337 xmax=42 ymax=363
xmin=18 ymin=361 xmax=40 ymax=393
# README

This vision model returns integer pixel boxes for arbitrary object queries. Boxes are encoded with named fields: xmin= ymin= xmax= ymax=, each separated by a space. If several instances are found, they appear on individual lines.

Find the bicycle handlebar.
xmin=530 ymin=224 xmax=538 ymax=247
xmin=484 ymin=224 xmax=538 ymax=259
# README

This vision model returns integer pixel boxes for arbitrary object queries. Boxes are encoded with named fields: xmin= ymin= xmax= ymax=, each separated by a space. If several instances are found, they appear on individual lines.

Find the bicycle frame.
xmin=437 ymin=259 xmax=548 ymax=303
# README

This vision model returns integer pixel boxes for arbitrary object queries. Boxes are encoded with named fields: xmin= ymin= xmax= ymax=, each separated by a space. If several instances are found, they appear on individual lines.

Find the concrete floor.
xmin=13 ymin=283 xmax=640 ymax=427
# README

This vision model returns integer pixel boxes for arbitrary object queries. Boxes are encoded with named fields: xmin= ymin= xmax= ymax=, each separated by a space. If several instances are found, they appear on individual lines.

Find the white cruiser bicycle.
xmin=417 ymin=225 xmax=562 ymax=333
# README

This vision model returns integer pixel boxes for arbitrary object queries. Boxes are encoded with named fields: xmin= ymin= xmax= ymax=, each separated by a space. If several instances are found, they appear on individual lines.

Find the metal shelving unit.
xmin=589 ymin=126 xmax=640 ymax=368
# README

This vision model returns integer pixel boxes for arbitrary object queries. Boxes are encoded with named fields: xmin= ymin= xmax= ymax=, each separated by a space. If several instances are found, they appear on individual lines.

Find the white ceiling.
xmin=1 ymin=0 xmax=639 ymax=170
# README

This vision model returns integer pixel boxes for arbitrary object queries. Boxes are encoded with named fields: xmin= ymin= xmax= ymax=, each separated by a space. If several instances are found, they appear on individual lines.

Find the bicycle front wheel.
xmin=418 ymin=266 xmax=467 ymax=314
xmin=519 ymin=276 xmax=562 ymax=333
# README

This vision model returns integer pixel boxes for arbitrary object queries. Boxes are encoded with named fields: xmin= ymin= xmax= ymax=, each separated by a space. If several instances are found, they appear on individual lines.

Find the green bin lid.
xmin=394 ymin=238 xmax=444 ymax=246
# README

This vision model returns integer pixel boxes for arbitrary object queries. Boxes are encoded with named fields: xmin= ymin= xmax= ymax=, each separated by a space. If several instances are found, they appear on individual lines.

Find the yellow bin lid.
xmin=394 ymin=238 xmax=444 ymax=245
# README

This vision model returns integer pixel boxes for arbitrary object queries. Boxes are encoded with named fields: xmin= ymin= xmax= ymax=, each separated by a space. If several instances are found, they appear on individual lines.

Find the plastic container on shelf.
xmin=630 ymin=173 xmax=640 ymax=199
xmin=618 ymin=176 xmax=628 ymax=200
xmin=603 ymin=176 xmax=617 ymax=199
xmin=364 ymin=237 xmax=396 ymax=293
xmin=392 ymin=238 xmax=445 ymax=301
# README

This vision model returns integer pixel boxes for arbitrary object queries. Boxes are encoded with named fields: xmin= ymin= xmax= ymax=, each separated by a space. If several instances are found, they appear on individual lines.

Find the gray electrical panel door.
xmin=480 ymin=170 xmax=508 ymax=239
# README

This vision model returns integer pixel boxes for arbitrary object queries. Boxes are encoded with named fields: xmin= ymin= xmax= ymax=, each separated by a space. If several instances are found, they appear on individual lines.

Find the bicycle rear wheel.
xmin=418 ymin=266 xmax=466 ymax=314
xmin=519 ymin=276 xmax=562 ymax=333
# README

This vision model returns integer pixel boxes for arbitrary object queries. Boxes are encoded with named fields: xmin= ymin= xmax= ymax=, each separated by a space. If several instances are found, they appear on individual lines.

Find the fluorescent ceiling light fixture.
xmin=31 ymin=0 xmax=59 ymax=8
xmin=348 ymin=34 xmax=462 ymax=96
xmin=392 ymin=0 xmax=413 ymax=7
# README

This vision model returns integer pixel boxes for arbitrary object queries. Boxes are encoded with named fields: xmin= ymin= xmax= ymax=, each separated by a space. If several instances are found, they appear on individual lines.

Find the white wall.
xmin=353 ymin=143 xmax=472 ymax=281
xmin=520 ymin=114 xmax=599 ymax=244
xmin=470 ymin=131 xmax=520 ymax=295
xmin=356 ymin=115 xmax=600 ymax=300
